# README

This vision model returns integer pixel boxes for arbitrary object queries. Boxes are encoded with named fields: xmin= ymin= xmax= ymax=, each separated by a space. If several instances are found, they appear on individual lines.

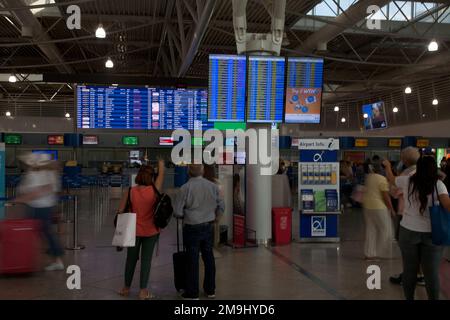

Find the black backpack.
xmin=152 ymin=185 xmax=173 ymax=229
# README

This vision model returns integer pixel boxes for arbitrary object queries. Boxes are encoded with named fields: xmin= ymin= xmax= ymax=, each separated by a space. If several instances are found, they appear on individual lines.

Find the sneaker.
xmin=181 ymin=293 xmax=199 ymax=300
xmin=389 ymin=274 xmax=402 ymax=285
xmin=44 ymin=262 xmax=65 ymax=271
xmin=417 ymin=276 xmax=426 ymax=286
xmin=206 ymin=293 xmax=216 ymax=299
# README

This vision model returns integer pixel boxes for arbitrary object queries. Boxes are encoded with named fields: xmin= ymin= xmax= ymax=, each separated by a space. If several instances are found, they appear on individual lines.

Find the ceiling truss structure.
xmin=0 ymin=0 xmax=449 ymax=130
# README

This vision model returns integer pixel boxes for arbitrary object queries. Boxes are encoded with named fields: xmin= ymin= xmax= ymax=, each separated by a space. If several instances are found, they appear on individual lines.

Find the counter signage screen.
xmin=32 ymin=150 xmax=58 ymax=160
xmin=285 ymin=57 xmax=324 ymax=124
xmin=82 ymin=135 xmax=98 ymax=145
xmin=4 ymin=134 xmax=22 ymax=145
xmin=247 ymin=56 xmax=285 ymax=123
xmin=122 ymin=136 xmax=138 ymax=146
xmin=48 ymin=135 xmax=64 ymax=145
xmin=77 ymin=85 xmax=211 ymax=130
xmin=208 ymin=54 xmax=246 ymax=122
xmin=362 ymin=101 xmax=387 ymax=130
xmin=159 ymin=137 xmax=174 ymax=146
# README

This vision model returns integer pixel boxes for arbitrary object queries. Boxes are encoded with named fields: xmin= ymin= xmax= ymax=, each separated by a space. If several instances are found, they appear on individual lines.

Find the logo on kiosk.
xmin=311 ymin=216 xmax=326 ymax=237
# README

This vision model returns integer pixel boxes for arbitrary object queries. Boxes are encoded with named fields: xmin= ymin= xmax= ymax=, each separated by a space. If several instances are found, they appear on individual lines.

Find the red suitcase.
xmin=0 ymin=219 xmax=41 ymax=274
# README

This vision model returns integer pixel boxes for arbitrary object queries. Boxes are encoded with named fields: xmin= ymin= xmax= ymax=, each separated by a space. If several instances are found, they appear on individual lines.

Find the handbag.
xmin=429 ymin=185 xmax=450 ymax=245
xmin=151 ymin=184 xmax=173 ymax=229
xmin=112 ymin=213 xmax=137 ymax=247
xmin=114 ymin=187 xmax=132 ymax=227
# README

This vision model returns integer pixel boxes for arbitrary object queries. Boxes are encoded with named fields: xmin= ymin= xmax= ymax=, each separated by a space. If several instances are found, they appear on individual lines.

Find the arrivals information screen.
xmin=208 ymin=54 xmax=246 ymax=122
xmin=247 ymin=56 xmax=285 ymax=123
xmin=77 ymin=85 xmax=211 ymax=130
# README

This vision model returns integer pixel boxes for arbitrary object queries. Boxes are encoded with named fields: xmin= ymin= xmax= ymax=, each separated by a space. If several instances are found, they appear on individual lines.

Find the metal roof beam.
xmin=1 ymin=0 xmax=73 ymax=74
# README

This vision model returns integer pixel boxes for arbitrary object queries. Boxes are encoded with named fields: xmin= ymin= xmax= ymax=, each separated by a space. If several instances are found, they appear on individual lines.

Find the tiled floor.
xmin=1 ymin=189 xmax=449 ymax=300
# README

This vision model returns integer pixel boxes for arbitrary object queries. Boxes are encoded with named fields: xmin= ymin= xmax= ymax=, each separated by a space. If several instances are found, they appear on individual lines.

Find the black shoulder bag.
xmin=152 ymin=184 xmax=173 ymax=229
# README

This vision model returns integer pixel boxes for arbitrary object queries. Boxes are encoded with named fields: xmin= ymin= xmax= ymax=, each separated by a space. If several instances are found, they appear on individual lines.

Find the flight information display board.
xmin=285 ymin=57 xmax=324 ymax=124
xmin=208 ymin=54 xmax=246 ymax=122
xmin=77 ymin=85 xmax=211 ymax=130
xmin=247 ymin=56 xmax=285 ymax=123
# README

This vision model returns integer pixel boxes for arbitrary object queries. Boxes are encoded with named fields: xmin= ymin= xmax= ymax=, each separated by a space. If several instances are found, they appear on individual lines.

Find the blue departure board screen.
xmin=208 ymin=54 xmax=246 ymax=122
xmin=285 ymin=57 xmax=324 ymax=124
xmin=247 ymin=56 xmax=285 ymax=123
xmin=77 ymin=85 xmax=212 ymax=130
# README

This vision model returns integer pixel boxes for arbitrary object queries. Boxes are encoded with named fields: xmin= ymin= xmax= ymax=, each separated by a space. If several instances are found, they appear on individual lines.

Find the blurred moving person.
xmin=174 ymin=164 xmax=225 ymax=300
xmin=117 ymin=159 xmax=165 ymax=300
xmin=15 ymin=153 xmax=64 ymax=271
xmin=384 ymin=157 xmax=450 ymax=300
xmin=362 ymin=158 xmax=394 ymax=261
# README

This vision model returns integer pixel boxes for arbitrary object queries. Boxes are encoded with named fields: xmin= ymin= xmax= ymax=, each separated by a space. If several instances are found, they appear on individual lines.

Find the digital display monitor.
xmin=285 ymin=57 xmax=324 ymax=124
xmin=48 ymin=135 xmax=64 ymax=145
xmin=208 ymin=54 xmax=246 ymax=122
xmin=4 ymin=134 xmax=22 ymax=145
xmin=77 ymin=85 xmax=212 ymax=130
xmin=159 ymin=137 xmax=174 ymax=146
xmin=362 ymin=101 xmax=387 ymax=130
xmin=247 ymin=56 xmax=285 ymax=123
xmin=32 ymin=150 xmax=58 ymax=160
xmin=82 ymin=135 xmax=98 ymax=145
xmin=129 ymin=150 xmax=142 ymax=166
xmin=122 ymin=136 xmax=139 ymax=146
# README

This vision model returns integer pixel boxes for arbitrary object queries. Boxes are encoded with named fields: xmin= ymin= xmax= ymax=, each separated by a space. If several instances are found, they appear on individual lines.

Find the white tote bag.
xmin=112 ymin=213 xmax=137 ymax=247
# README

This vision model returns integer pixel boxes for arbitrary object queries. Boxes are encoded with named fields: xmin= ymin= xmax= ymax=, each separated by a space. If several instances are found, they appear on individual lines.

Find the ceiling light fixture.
xmin=393 ymin=107 xmax=399 ymax=113
xmin=341 ymin=117 xmax=346 ymax=123
xmin=428 ymin=39 xmax=438 ymax=52
xmin=65 ymin=112 xmax=71 ymax=118
xmin=432 ymin=98 xmax=439 ymax=105
xmin=105 ymin=58 xmax=114 ymax=68
xmin=334 ymin=106 xmax=339 ymax=112
xmin=95 ymin=24 xmax=106 ymax=38
xmin=5 ymin=111 xmax=11 ymax=117
xmin=363 ymin=113 xmax=368 ymax=119
xmin=8 ymin=74 xmax=17 ymax=83
xmin=404 ymin=86 xmax=412 ymax=94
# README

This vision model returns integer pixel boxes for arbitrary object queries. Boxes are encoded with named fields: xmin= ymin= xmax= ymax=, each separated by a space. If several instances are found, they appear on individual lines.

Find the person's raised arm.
xmin=154 ymin=157 xmax=165 ymax=192
xmin=382 ymin=159 xmax=396 ymax=185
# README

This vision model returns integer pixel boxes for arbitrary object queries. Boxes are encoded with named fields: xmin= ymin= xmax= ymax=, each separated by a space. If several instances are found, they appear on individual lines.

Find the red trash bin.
xmin=272 ymin=208 xmax=292 ymax=245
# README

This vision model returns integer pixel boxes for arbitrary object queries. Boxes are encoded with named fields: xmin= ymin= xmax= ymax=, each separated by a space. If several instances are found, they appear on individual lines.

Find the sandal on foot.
xmin=118 ymin=288 xmax=130 ymax=297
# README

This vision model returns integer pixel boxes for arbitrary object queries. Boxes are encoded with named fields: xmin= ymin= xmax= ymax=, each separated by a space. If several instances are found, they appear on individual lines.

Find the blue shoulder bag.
xmin=429 ymin=186 xmax=450 ymax=245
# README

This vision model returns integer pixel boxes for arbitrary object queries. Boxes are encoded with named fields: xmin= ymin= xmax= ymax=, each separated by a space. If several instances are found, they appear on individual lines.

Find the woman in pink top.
xmin=117 ymin=159 xmax=164 ymax=300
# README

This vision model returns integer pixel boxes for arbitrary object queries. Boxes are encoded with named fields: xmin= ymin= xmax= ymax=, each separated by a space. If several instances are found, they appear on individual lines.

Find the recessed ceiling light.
xmin=334 ymin=106 xmax=339 ymax=112
xmin=404 ymin=86 xmax=412 ymax=94
xmin=65 ymin=113 xmax=71 ymax=118
xmin=8 ymin=74 xmax=17 ymax=83
xmin=95 ymin=24 xmax=106 ymax=38
xmin=5 ymin=111 xmax=11 ymax=117
xmin=341 ymin=117 xmax=346 ymax=123
xmin=38 ymin=99 xmax=46 ymax=102
xmin=363 ymin=113 xmax=368 ymax=119
xmin=393 ymin=107 xmax=399 ymax=113
xmin=432 ymin=98 xmax=438 ymax=105
xmin=428 ymin=40 xmax=438 ymax=52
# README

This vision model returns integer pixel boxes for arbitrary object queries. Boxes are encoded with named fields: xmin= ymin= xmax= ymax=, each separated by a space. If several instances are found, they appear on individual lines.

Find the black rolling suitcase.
xmin=173 ymin=219 xmax=187 ymax=292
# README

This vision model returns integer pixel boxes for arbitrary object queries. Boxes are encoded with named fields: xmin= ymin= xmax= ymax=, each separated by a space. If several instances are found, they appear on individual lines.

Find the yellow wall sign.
xmin=355 ymin=139 xmax=368 ymax=147
xmin=416 ymin=139 xmax=430 ymax=147
xmin=389 ymin=139 xmax=402 ymax=147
